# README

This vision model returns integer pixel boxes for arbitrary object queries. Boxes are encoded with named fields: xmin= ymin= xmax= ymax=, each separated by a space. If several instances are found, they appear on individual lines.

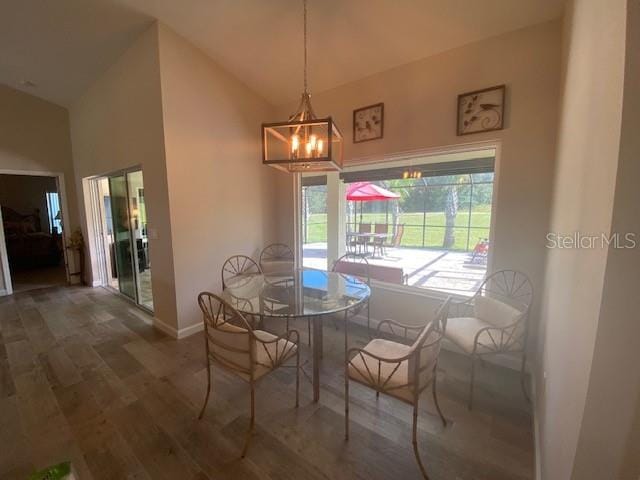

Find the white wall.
xmin=537 ymin=0 xmax=638 ymax=478
xmin=69 ymin=24 xmax=178 ymax=329
xmin=157 ymin=24 xmax=282 ymax=334
xmin=0 ymin=86 xmax=78 ymax=226
xmin=0 ymin=84 xmax=79 ymax=292
xmin=275 ymin=21 xmax=562 ymax=345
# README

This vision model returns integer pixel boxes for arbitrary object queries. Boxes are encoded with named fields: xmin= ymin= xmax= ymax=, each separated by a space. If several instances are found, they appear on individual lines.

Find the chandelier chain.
xmin=303 ymin=0 xmax=308 ymax=93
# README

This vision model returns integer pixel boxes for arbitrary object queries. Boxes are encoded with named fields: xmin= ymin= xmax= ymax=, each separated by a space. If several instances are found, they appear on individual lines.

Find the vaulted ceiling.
xmin=0 ymin=0 xmax=565 ymax=107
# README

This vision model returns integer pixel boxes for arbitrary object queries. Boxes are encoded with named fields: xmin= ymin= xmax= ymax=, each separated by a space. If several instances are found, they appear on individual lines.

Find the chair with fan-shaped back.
xmin=259 ymin=243 xmax=295 ymax=275
xmin=197 ymin=291 xmax=299 ymax=458
xmin=345 ymin=298 xmax=451 ymax=479
xmin=332 ymin=253 xmax=371 ymax=332
xmin=221 ymin=255 xmax=262 ymax=289
xmin=444 ymin=269 xmax=533 ymax=409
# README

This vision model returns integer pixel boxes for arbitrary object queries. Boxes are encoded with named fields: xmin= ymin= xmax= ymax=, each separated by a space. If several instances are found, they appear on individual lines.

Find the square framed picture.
xmin=353 ymin=102 xmax=384 ymax=143
xmin=457 ymin=85 xmax=505 ymax=136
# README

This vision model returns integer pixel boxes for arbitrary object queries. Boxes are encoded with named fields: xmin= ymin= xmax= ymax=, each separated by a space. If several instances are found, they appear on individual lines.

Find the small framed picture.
xmin=457 ymin=85 xmax=505 ymax=136
xmin=353 ymin=102 xmax=384 ymax=143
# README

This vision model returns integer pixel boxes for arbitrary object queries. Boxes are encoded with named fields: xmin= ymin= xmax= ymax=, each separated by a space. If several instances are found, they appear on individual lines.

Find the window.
xmin=299 ymin=151 xmax=496 ymax=296
xmin=345 ymin=173 xmax=493 ymax=251
xmin=46 ymin=192 xmax=62 ymax=234
xmin=301 ymin=176 xmax=327 ymax=270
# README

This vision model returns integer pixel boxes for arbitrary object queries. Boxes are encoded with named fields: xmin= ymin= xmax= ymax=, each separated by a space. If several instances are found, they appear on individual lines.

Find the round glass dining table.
xmin=221 ymin=267 xmax=371 ymax=401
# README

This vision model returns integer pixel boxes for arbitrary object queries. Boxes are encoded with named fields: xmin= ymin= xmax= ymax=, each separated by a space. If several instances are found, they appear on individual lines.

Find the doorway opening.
xmin=0 ymin=173 xmax=68 ymax=293
xmin=90 ymin=168 xmax=153 ymax=311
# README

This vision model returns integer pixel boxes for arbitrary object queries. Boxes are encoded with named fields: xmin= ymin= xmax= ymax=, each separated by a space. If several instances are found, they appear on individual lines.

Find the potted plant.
xmin=66 ymin=228 xmax=85 ymax=285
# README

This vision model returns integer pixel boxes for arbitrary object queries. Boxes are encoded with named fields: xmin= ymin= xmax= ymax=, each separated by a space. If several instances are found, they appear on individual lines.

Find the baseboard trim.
xmin=153 ymin=317 xmax=204 ymax=339
xmin=177 ymin=321 xmax=204 ymax=339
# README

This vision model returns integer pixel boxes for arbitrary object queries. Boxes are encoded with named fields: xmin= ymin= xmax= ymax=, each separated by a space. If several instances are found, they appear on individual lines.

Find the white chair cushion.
xmin=348 ymin=338 xmax=415 ymax=403
xmin=207 ymin=320 xmax=296 ymax=381
xmin=208 ymin=321 xmax=252 ymax=372
xmin=408 ymin=329 xmax=440 ymax=390
xmin=445 ymin=316 xmax=495 ymax=354
xmin=474 ymin=295 xmax=522 ymax=329
xmin=261 ymin=260 xmax=295 ymax=275
xmin=251 ymin=329 xmax=297 ymax=380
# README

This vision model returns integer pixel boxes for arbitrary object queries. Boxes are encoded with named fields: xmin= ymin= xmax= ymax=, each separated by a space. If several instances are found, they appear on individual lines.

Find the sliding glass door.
xmin=126 ymin=170 xmax=153 ymax=310
xmin=108 ymin=174 xmax=137 ymax=300
xmin=96 ymin=168 xmax=153 ymax=311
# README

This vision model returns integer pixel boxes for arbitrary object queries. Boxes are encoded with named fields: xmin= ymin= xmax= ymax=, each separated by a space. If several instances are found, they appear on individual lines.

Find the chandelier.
xmin=261 ymin=0 xmax=343 ymax=173
xmin=402 ymin=169 xmax=422 ymax=179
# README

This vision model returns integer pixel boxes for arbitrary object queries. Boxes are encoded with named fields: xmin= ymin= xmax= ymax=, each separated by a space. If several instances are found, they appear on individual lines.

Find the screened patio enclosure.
xmin=300 ymin=153 xmax=495 ymax=296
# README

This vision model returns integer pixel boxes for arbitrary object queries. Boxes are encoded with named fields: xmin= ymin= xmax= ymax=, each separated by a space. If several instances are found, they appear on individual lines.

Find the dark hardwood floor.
xmin=0 ymin=286 xmax=534 ymax=480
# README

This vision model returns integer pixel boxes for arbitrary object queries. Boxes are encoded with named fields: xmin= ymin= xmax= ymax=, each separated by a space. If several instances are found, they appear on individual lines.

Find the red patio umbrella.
xmin=346 ymin=182 xmax=399 ymax=224
xmin=346 ymin=182 xmax=400 ymax=201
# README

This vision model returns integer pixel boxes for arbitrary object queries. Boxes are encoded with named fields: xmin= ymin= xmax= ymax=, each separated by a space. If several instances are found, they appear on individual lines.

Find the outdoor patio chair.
xmin=385 ymin=224 xmax=405 ymax=249
xmin=372 ymin=223 xmax=388 ymax=257
xmin=259 ymin=243 xmax=294 ymax=275
xmin=198 ymin=292 xmax=300 ymax=458
xmin=355 ymin=223 xmax=371 ymax=254
xmin=444 ymin=270 xmax=533 ymax=409
xmin=345 ymin=298 xmax=451 ymax=480
xmin=470 ymin=238 xmax=489 ymax=264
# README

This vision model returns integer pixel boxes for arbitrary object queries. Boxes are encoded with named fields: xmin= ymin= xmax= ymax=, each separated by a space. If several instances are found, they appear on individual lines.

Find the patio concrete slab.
xmin=303 ymin=242 xmax=486 ymax=295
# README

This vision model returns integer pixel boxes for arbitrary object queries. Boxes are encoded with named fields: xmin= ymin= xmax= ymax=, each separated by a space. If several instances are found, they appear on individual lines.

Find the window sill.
xmin=369 ymin=278 xmax=472 ymax=302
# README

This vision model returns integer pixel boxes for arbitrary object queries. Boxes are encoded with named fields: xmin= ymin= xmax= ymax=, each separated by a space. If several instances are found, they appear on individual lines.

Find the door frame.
xmin=0 ymin=206 xmax=12 ymax=296
xmin=0 ymin=169 xmax=73 ymax=296
xmin=84 ymin=166 xmax=153 ymax=313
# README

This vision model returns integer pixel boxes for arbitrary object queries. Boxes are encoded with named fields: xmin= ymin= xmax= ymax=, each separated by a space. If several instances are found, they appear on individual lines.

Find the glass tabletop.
xmin=221 ymin=267 xmax=371 ymax=318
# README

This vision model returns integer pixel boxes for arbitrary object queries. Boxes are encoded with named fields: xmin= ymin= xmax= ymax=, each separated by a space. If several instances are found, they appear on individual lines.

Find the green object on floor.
xmin=28 ymin=461 xmax=74 ymax=480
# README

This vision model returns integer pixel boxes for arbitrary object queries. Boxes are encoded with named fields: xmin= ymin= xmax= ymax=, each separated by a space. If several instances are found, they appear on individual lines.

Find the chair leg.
xmin=344 ymin=310 xmax=349 ymax=357
xmin=295 ymin=349 xmax=300 ymax=408
xmin=241 ymin=385 xmax=255 ymax=458
xmin=412 ymin=400 xmax=430 ymax=480
xmin=198 ymin=361 xmax=212 ymax=419
xmin=468 ymin=354 xmax=477 ymax=410
xmin=521 ymin=352 xmax=530 ymax=403
xmin=366 ymin=300 xmax=371 ymax=338
xmin=344 ymin=365 xmax=350 ymax=440
xmin=432 ymin=373 xmax=447 ymax=427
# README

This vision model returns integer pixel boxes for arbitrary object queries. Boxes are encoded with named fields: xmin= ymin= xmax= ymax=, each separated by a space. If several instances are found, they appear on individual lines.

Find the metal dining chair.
xmin=332 ymin=253 xmax=372 ymax=336
xmin=259 ymin=243 xmax=295 ymax=275
xmin=345 ymin=298 xmax=451 ymax=479
xmin=221 ymin=255 xmax=262 ymax=289
xmin=198 ymin=292 xmax=300 ymax=458
xmin=444 ymin=270 xmax=533 ymax=409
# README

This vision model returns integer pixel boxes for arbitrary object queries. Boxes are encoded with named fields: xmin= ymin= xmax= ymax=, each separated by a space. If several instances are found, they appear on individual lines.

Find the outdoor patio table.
xmin=221 ymin=267 xmax=370 ymax=402
xmin=347 ymin=232 xmax=391 ymax=255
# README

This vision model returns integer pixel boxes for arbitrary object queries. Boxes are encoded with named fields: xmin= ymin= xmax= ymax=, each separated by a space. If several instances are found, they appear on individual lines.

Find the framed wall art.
xmin=457 ymin=85 xmax=505 ymax=136
xmin=353 ymin=102 xmax=384 ymax=143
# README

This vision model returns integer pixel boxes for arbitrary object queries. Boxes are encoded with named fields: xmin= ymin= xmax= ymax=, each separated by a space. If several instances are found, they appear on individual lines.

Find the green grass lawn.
xmin=303 ymin=210 xmax=491 ymax=251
